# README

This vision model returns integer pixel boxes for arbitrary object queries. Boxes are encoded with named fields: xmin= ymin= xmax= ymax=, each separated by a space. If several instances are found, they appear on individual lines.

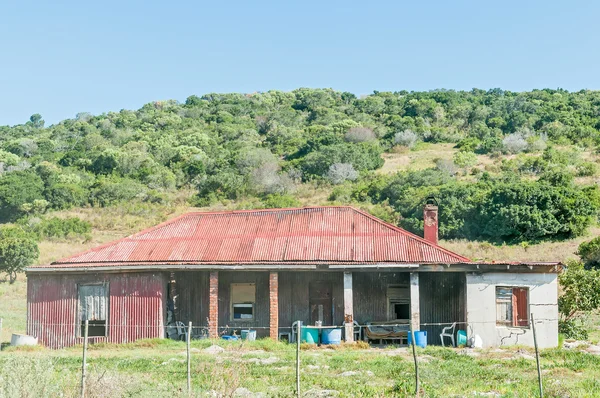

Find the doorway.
xmin=309 ymin=281 xmax=332 ymax=325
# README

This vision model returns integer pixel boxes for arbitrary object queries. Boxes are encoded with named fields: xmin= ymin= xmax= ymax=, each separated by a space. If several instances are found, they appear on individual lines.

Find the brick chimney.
xmin=423 ymin=197 xmax=438 ymax=245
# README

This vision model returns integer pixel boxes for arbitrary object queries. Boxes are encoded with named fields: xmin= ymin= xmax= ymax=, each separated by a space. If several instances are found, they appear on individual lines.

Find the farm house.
xmin=26 ymin=206 xmax=561 ymax=349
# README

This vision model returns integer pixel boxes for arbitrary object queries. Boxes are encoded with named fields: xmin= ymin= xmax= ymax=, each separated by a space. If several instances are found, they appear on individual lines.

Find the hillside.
xmin=1 ymin=88 xmax=600 ymax=268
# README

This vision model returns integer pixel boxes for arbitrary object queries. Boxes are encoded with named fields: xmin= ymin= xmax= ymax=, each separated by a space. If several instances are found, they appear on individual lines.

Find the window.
xmin=496 ymin=287 xmax=529 ymax=327
xmin=387 ymin=284 xmax=410 ymax=321
xmin=231 ymin=283 xmax=255 ymax=321
xmin=78 ymin=283 xmax=108 ymax=337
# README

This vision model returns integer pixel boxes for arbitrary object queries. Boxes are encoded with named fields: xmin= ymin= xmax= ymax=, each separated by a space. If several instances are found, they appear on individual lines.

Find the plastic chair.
xmin=291 ymin=321 xmax=300 ymax=343
xmin=440 ymin=322 xmax=456 ymax=347
xmin=175 ymin=321 xmax=188 ymax=341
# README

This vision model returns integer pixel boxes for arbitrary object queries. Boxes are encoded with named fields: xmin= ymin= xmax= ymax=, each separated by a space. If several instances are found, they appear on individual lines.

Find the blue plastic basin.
xmin=321 ymin=328 xmax=342 ymax=345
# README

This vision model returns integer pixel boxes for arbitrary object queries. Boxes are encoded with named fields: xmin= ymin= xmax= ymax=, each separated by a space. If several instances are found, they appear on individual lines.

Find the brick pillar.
xmin=208 ymin=271 xmax=219 ymax=338
xmin=269 ymin=272 xmax=279 ymax=340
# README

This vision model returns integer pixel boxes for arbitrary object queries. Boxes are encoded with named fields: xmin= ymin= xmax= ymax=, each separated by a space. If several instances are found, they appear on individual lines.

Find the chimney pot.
xmin=423 ymin=201 xmax=438 ymax=245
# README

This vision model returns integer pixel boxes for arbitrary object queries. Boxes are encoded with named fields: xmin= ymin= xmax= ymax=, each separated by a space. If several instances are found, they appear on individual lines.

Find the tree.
xmin=29 ymin=113 xmax=44 ymax=129
xmin=0 ymin=171 xmax=45 ymax=221
xmin=0 ymin=227 xmax=39 ymax=284
xmin=577 ymin=237 xmax=600 ymax=269
xmin=558 ymin=260 xmax=600 ymax=339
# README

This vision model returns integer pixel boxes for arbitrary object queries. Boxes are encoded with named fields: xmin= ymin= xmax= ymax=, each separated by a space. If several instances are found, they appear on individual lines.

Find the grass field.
xmin=2 ymin=339 xmax=600 ymax=397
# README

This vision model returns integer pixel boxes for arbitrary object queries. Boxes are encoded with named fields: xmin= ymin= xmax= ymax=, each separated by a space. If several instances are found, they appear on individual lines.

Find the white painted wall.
xmin=466 ymin=272 xmax=558 ymax=348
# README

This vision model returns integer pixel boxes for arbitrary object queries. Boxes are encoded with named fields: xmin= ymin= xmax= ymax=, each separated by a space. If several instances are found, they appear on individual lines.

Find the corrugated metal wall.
xmin=173 ymin=271 xmax=209 ymax=327
xmin=353 ymin=272 xmax=410 ymax=325
xmin=27 ymin=272 xmax=165 ymax=348
xmin=278 ymin=272 xmax=344 ymax=329
xmin=218 ymin=271 xmax=270 ymax=338
xmin=419 ymin=272 xmax=466 ymax=345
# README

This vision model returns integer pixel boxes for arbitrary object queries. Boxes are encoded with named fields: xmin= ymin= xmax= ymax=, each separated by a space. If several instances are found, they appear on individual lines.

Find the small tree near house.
xmin=0 ymin=227 xmax=39 ymax=284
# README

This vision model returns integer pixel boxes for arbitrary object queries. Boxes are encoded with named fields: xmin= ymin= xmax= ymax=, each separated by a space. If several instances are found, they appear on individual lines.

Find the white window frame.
xmin=230 ymin=283 xmax=256 ymax=322
xmin=495 ymin=286 xmax=530 ymax=328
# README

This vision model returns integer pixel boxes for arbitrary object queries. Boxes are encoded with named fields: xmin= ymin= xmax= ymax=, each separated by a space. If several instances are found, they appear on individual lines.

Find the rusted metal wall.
xmin=278 ymin=272 xmax=344 ymax=329
xmin=172 ymin=271 xmax=209 ymax=327
xmin=27 ymin=272 xmax=165 ymax=349
xmin=353 ymin=272 xmax=410 ymax=325
xmin=419 ymin=272 xmax=466 ymax=345
xmin=218 ymin=271 xmax=270 ymax=338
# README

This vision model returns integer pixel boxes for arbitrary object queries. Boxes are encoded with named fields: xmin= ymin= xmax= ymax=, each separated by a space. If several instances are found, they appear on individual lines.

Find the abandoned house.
xmin=26 ymin=205 xmax=561 ymax=349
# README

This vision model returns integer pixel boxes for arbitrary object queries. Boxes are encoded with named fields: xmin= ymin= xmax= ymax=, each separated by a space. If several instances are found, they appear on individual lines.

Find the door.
xmin=309 ymin=281 xmax=332 ymax=325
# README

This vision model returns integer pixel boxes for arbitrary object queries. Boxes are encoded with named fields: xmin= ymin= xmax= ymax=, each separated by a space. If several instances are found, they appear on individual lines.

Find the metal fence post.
xmin=531 ymin=314 xmax=543 ymax=398
xmin=187 ymin=321 xmax=192 ymax=396
xmin=80 ymin=320 xmax=89 ymax=398
xmin=410 ymin=326 xmax=420 ymax=397
xmin=296 ymin=321 xmax=301 ymax=398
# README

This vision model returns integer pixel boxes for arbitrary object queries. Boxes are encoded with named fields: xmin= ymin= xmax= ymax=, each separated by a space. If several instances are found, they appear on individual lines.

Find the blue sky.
xmin=1 ymin=0 xmax=598 ymax=126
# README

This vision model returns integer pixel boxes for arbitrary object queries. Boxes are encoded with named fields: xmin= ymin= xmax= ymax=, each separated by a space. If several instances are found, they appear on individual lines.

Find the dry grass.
xmin=441 ymin=226 xmax=600 ymax=263
xmin=0 ymin=275 xmax=27 ymax=344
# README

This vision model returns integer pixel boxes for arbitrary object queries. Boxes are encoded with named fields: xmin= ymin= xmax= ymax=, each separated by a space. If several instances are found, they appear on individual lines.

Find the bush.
xmin=559 ymin=319 xmax=588 ymax=340
xmin=502 ymin=134 xmax=528 ymax=154
xmin=452 ymin=151 xmax=477 ymax=168
xmin=90 ymin=177 xmax=148 ymax=206
xmin=326 ymin=163 xmax=359 ymax=185
xmin=27 ymin=217 xmax=92 ymax=240
xmin=262 ymin=194 xmax=301 ymax=208
xmin=576 ymin=162 xmax=597 ymax=177
xmin=394 ymin=130 xmax=418 ymax=148
xmin=577 ymin=236 xmax=600 ymax=269
xmin=44 ymin=183 xmax=89 ymax=210
xmin=0 ymin=171 xmax=45 ymax=222
xmin=300 ymin=143 xmax=383 ymax=178
xmin=344 ymin=127 xmax=376 ymax=143
xmin=435 ymin=159 xmax=458 ymax=176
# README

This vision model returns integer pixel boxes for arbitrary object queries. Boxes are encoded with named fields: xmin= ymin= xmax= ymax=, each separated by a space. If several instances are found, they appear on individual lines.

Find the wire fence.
xmin=2 ymin=317 xmax=557 ymax=397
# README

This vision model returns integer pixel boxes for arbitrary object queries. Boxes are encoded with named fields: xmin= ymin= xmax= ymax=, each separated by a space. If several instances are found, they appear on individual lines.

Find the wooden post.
xmin=409 ymin=273 xmax=420 ymax=333
xmin=296 ymin=321 xmax=301 ymax=398
xmin=343 ymin=272 xmax=354 ymax=343
xmin=410 ymin=326 xmax=420 ymax=397
xmin=80 ymin=320 xmax=89 ymax=398
xmin=531 ymin=314 xmax=543 ymax=398
xmin=187 ymin=321 xmax=192 ymax=396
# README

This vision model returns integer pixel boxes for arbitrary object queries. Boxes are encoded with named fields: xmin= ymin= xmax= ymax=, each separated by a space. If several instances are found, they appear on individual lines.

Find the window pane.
xmin=496 ymin=287 xmax=513 ymax=325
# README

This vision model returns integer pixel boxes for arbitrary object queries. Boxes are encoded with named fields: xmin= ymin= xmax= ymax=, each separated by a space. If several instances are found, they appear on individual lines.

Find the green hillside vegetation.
xmin=1 ymin=88 xmax=600 ymax=250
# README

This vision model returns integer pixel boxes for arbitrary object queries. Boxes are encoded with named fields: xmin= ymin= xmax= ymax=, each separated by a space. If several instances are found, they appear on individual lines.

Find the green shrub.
xmin=559 ymin=319 xmax=588 ymax=340
xmin=0 ymin=171 xmax=45 ymax=222
xmin=452 ymin=151 xmax=477 ymax=168
xmin=577 ymin=236 xmax=600 ymax=269
xmin=28 ymin=217 xmax=92 ymax=240
xmin=90 ymin=177 xmax=148 ymax=206
xmin=44 ymin=183 xmax=89 ymax=209
xmin=261 ymin=194 xmax=301 ymax=209
xmin=576 ymin=162 xmax=597 ymax=177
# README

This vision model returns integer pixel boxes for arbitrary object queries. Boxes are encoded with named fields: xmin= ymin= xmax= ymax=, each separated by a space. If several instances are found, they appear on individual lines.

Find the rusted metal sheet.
xmin=172 ymin=271 xmax=210 ymax=329
xmin=278 ymin=272 xmax=344 ymax=329
xmin=419 ymin=272 xmax=466 ymax=345
xmin=36 ymin=207 xmax=469 ymax=270
xmin=27 ymin=272 xmax=165 ymax=348
xmin=352 ymin=272 xmax=410 ymax=325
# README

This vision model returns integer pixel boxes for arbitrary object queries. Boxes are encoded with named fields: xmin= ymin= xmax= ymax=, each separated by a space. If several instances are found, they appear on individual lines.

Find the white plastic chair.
xmin=175 ymin=321 xmax=188 ymax=341
xmin=440 ymin=322 xmax=456 ymax=347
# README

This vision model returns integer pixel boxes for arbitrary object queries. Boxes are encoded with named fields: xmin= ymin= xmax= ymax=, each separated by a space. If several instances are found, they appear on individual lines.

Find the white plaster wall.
xmin=466 ymin=273 xmax=558 ymax=348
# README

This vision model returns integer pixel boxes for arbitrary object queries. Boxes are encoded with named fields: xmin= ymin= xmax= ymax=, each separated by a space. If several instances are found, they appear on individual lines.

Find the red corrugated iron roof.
xmin=34 ymin=207 xmax=470 ymax=269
